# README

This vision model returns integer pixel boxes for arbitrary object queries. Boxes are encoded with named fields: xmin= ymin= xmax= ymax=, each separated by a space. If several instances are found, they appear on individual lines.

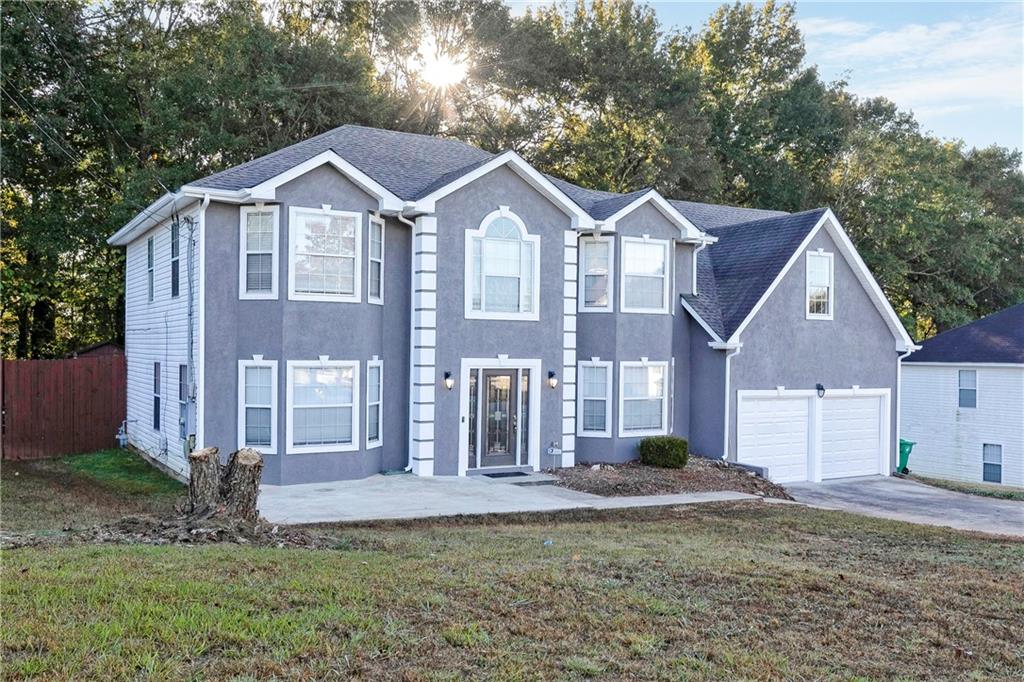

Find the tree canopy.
xmin=3 ymin=0 xmax=1021 ymax=357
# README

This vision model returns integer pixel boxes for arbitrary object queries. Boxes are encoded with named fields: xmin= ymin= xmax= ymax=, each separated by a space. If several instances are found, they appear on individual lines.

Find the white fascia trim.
xmin=617 ymin=360 xmax=670 ymax=438
xmin=245 ymin=150 xmax=403 ymax=212
xmin=725 ymin=209 xmax=915 ymax=350
xmin=238 ymin=205 xmax=280 ymax=300
xmin=679 ymin=297 xmax=724 ymax=344
xmin=285 ymin=359 xmax=361 ymax=455
xmin=108 ymin=192 xmax=200 ymax=246
xmin=600 ymin=190 xmax=707 ymax=241
xmin=413 ymin=151 xmax=596 ymax=230
xmin=903 ymin=361 xmax=1022 ymax=368
xmin=237 ymin=358 xmax=278 ymax=455
xmin=576 ymin=359 xmax=613 ymax=438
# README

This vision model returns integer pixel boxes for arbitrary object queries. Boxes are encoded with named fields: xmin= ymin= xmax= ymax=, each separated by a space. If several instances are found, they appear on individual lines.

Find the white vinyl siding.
xmin=579 ymin=236 xmax=613 ymax=312
xmin=620 ymin=238 xmax=669 ymax=314
xmin=464 ymin=208 xmax=540 ymax=320
xmin=288 ymin=206 xmax=362 ymax=302
xmin=618 ymin=361 xmax=668 ymax=436
xmin=366 ymin=359 xmax=383 ymax=448
xmin=239 ymin=205 xmax=279 ymax=299
xmin=806 ymin=251 xmax=834 ymax=319
xmin=577 ymin=360 xmax=612 ymax=437
xmin=237 ymin=358 xmax=278 ymax=454
xmin=958 ymin=369 xmax=977 ymax=408
xmin=902 ymin=365 xmax=1024 ymax=486
xmin=368 ymin=216 xmax=384 ymax=305
xmin=286 ymin=360 xmax=360 ymax=454
xmin=124 ymin=207 xmax=198 ymax=479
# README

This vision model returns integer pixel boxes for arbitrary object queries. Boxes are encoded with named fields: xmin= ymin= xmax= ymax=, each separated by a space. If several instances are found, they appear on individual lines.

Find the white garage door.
xmin=821 ymin=396 xmax=884 ymax=479
xmin=737 ymin=390 xmax=888 ymax=483
xmin=736 ymin=396 xmax=810 ymax=483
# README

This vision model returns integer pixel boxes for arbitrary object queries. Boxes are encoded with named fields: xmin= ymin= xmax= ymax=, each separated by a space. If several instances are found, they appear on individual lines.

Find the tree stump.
xmin=187 ymin=447 xmax=221 ymax=515
xmin=220 ymin=448 xmax=263 ymax=521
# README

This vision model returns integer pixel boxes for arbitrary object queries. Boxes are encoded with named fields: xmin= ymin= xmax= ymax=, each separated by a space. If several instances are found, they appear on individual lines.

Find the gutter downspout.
xmin=710 ymin=341 xmax=743 ymax=460
xmin=195 ymin=193 xmax=211 ymax=449
xmin=691 ymin=241 xmax=708 ymax=296
xmin=396 ymin=209 xmax=417 ymax=472
xmin=895 ymin=344 xmax=921 ymax=471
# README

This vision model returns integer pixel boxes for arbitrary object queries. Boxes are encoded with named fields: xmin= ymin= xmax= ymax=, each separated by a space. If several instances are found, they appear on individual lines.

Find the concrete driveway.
xmin=787 ymin=476 xmax=1024 ymax=537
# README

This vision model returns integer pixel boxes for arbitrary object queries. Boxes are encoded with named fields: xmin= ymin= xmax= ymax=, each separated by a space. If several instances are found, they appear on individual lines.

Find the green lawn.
xmin=910 ymin=474 xmax=1024 ymax=502
xmin=4 ymin=502 xmax=1023 ymax=680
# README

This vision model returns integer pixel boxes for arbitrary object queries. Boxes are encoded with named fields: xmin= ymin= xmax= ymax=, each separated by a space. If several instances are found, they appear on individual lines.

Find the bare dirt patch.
xmin=553 ymin=457 xmax=792 ymax=499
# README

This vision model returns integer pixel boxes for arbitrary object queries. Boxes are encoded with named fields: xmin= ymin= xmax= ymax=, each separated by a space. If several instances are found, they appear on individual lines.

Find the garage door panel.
xmin=737 ymin=396 xmax=810 ymax=483
xmin=821 ymin=396 xmax=882 ymax=479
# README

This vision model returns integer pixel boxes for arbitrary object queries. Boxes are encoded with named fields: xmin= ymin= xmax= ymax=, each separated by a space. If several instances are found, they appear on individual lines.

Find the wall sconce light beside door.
xmin=547 ymin=371 xmax=558 ymax=389
xmin=816 ymin=383 xmax=826 ymax=398
xmin=443 ymin=371 xmax=455 ymax=390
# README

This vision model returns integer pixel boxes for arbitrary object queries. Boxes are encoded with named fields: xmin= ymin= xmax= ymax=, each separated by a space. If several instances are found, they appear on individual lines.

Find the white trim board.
xmin=598 ymin=190 xmax=708 ymax=242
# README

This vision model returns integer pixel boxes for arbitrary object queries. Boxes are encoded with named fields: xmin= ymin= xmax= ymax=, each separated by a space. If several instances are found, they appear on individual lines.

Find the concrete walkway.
xmin=788 ymin=476 xmax=1024 ymax=537
xmin=259 ymin=474 xmax=757 ymax=524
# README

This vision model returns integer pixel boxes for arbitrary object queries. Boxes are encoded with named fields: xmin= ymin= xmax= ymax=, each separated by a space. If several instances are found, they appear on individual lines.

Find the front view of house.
xmin=109 ymin=125 xmax=917 ymax=485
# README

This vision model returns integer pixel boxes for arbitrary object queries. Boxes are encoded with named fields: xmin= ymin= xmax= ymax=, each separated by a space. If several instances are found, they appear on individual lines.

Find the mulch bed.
xmin=553 ymin=457 xmax=793 ymax=500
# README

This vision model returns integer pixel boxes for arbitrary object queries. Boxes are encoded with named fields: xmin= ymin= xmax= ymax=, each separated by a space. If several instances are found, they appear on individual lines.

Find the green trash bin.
xmin=898 ymin=439 xmax=915 ymax=474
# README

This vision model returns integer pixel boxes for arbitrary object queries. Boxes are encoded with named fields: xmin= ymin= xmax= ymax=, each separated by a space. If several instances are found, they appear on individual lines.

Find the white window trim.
xmin=237 ymin=357 xmax=278 ymax=455
xmin=464 ymin=206 xmax=541 ymax=321
xmin=617 ymin=360 xmax=669 ymax=437
xmin=577 ymin=359 xmax=612 ymax=437
xmin=578 ymin=235 xmax=615 ymax=313
xmin=367 ymin=214 xmax=385 ymax=305
xmin=146 ymin=236 xmax=155 ymax=303
xmin=238 ymin=205 xmax=280 ymax=300
xmin=366 ymin=358 xmax=383 ymax=449
xmin=958 ymin=368 xmax=978 ymax=409
xmin=287 ymin=205 xmax=363 ymax=303
xmin=619 ymin=236 xmax=671 ymax=315
xmin=805 ymin=250 xmax=834 ymax=320
xmin=285 ymin=358 xmax=360 ymax=454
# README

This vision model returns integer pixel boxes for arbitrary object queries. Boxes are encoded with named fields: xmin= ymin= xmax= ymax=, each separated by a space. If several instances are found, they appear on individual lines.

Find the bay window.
xmin=289 ymin=206 xmax=361 ymax=302
xmin=366 ymin=359 xmax=383 ymax=448
xmin=577 ymin=360 xmax=612 ymax=437
xmin=465 ymin=207 xmax=539 ymax=320
xmin=238 ymin=358 xmax=277 ymax=453
xmin=621 ymin=237 xmax=669 ymax=313
xmin=286 ymin=360 xmax=359 ymax=453
xmin=580 ymin=236 xmax=614 ymax=311
xmin=368 ymin=215 xmax=384 ymax=304
xmin=619 ymin=361 xmax=668 ymax=436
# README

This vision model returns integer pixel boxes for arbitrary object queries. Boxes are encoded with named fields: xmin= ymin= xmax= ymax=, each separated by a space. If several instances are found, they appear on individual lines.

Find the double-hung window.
xmin=178 ymin=364 xmax=188 ymax=440
xmin=619 ymin=361 xmax=668 ymax=437
xmin=240 ymin=206 xmax=279 ymax=299
xmin=620 ymin=237 xmax=669 ymax=313
xmin=577 ymin=360 xmax=612 ymax=437
xmin=238 ymin=357 xmax=277 ymax=453
xmin=289 ymin=206 xmax=361 ymax=302
xmin=580 ymin=236 xmax=614 ymax=312
xmin=366 ymin=359 xmax=383 ymax=448
xmin=368 ymin=216 xmax=384 ymax=304
xmin=170 ymin=222 xmax=180 ymax=298
xmin=958 ymin=369 xmax=977 ymax=408
xmin=146 ymin=236 xmax=155 ymax=302
xmin=286 ymin=360 xmax=359 ymax=453
xmin=466 ymin=208 xmax=539 ymax=320
xmin=982 ymin=444 xmax=1002 ymax=484
xmin=152 ymin=362 xmax=161 ymax=431
xmin=806 ymin=251 xmax=834 ymax=319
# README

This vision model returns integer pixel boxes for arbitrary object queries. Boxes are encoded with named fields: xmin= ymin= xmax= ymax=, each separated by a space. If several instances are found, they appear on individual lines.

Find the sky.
xmin=506 ymin=1 xmax=1024 ymax=153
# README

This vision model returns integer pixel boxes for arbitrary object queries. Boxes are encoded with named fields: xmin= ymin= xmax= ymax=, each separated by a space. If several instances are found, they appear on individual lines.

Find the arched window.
xmin=465 ymin=207 xmax=539 ymax=320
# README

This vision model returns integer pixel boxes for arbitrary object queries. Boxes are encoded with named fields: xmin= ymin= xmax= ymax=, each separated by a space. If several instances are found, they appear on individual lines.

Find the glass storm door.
xmin=481 ymin=370 xmax=517 ymax=467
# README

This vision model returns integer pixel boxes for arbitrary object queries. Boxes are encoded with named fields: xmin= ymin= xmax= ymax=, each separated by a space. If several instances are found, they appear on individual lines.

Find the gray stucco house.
xmin=109 ymin=125 xmax=916 ymax=485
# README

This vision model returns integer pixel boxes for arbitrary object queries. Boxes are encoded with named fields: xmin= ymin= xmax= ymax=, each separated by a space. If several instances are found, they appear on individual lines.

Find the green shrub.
xmin=638 ymin=436 xmax=688 ymax=468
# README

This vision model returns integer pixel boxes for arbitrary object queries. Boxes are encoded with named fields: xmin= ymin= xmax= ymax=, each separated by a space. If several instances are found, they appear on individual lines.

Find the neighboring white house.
xmin=902 ymin=304 xmax=1024 ymax=487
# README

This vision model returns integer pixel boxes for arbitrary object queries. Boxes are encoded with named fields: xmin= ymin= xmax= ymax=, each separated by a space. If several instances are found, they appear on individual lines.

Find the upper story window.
xmin=580 ymin=236 xmax=614 ymax=312
xmin=146 ymin=236 xmax=155 ymax=303
xmin=620 ymin=237 xmax=670 ymax=314
xmin=239 ymin=206 xmax=279 ymax=300
xmin=465 ymin=207 xmax=539 ymax=320
xmin=170 ymin=222 xmax=180 ymax=298
xmin=806 ymin=251 xmax=834 ymax=319
xmin=368 ymin=215 xmax=384 ymax=305
xmin=288 ymin=206 xmax=361 ymax=302
xmin=958 ymin=369 xmax=977 ymax=408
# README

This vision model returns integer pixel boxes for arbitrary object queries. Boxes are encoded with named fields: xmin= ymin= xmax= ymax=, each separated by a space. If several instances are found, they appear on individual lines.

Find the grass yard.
xmin=910 ymin=474 xmax=1024 ymax=502
xmin=4 ymin=501 xmax=1023 ymax=680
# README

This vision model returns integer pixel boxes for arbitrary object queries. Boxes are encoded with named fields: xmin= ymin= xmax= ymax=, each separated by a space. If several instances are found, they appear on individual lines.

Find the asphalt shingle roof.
xmin=905 ymin=304 xmax=1024 ymax=364
xmin=185 ymin=124 xmax=830 ymax=340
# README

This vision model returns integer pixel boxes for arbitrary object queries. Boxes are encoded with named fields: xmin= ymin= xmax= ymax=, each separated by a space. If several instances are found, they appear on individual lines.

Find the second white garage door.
xmin=736 ymin=390 xmax=889 ymax=483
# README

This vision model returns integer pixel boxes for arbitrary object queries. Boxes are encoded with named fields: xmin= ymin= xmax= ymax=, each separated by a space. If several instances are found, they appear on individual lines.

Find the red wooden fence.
xmin=1 ymin=356 xmax=126 ymax=461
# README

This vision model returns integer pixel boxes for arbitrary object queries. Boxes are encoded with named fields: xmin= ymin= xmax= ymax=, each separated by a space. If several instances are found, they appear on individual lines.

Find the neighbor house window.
xmin=366 ymin=359 xmax=383 ymax=448
xmin=958 ymin=369 xmax=977 ymax=408
xmin=170 ymin=222 xmax=180 ymax=298
xmin=238 ymin=358 xmax=277 ymax=453
xmin=619 ymin=361 xmax=668 ymax=436
xmin=620 ymin=237 xmax=669 ymax=313
xmin=806 ymin=251 xmax=834 ymax=319
xmin=465 ymin=207 xmax=539 ymax=320
xmin=580 ymin=236 xmax=613 ymax=312
xmin=577 ymin=360 xmax=612 ymax=437
xmin=152 ymin=362 xmax=161 ymax=431
xmin=239 ymin=206 xmax=279 ymax=299
xmin=288 ymin=207 xmax=361 ymax=302
xmin=982 ymin=444 xmax=1002 ymax=484
xmin=147 ymin=236 xmax=155 ymax=302
xmin=286 ymin=360 xmax=359 ymax=453
xmin=368 ymin=216 xmax=384 ymax=304
xmin=178 ymin=364 xmax=188 ymax=440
